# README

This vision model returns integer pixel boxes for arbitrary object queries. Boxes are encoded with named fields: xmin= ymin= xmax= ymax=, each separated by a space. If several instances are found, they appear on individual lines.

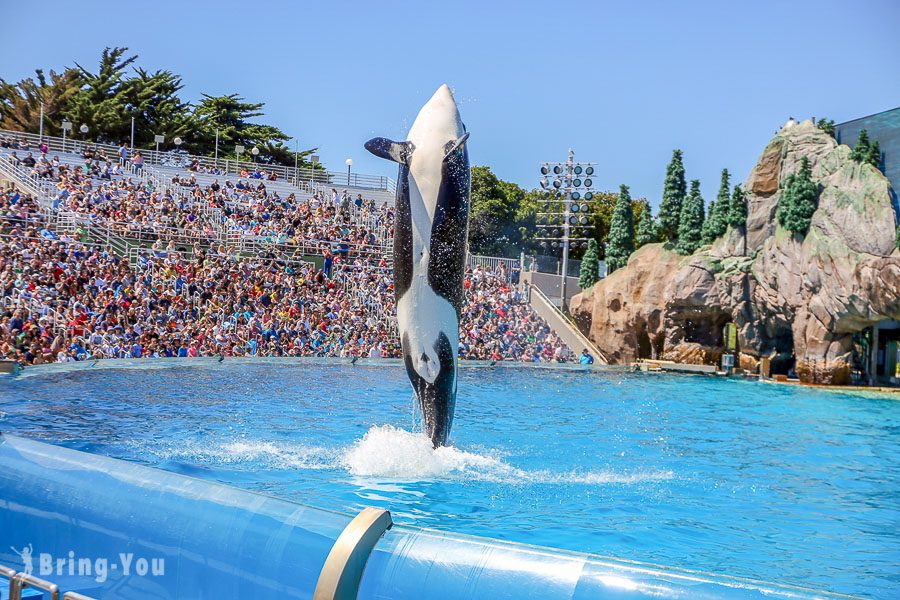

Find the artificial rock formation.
xmin=571 ymin=120 xmax=900 ymax=384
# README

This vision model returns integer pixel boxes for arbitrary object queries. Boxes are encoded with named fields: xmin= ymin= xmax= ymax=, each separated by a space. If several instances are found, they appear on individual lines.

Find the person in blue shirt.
xmin=579 ymin=349 xmax=595 ymax=365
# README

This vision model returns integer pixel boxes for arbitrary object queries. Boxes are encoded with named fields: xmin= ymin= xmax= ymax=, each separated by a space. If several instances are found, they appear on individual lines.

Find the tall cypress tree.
xmin=701 ymin=169 xmax=731 ymax=244
xmin=606 ymin=184 xmax=636 ymax=273
xmin=675 ymin=180 xmax=705 ymax=255
xmin=777 ymin=156 xmax=817 ymax=236
xmin=635 ymin=201 xmax=658 ymax=247
xmin=579 ymin=239 xmax=600 ymax=289
xmin=727 ymin=185 xmax=748 ymax=256
xmin=727 ymin=185 xmax=747 ymax=229
xmin=658 ymin=149 xmax=686 ymax=244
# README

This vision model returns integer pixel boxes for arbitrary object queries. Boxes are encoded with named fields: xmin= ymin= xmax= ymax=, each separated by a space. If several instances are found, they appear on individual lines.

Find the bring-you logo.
xmin=10 ymin=545 xmax=165 ymax=584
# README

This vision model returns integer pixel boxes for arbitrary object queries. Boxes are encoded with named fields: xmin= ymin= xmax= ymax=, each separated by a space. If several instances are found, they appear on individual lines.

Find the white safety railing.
xmin=1 ymin=128 xmax=395 ymax=192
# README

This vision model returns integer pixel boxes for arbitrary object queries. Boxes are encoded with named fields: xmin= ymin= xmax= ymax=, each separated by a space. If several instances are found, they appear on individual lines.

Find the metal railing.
xmin=1 ymin=128 xmax=395 ymax=192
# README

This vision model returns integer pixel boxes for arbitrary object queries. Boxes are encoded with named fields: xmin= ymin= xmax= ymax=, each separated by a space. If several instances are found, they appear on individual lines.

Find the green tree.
xmin=189 ymin=93 xmax=294 ymax=164
xmin=605 ymin=184 xmax=636 ymax=273
xmin=118 ymin=68 xmax=193 ymax=146
xmin=675 ymin=179 xmax=705 ymax=255
xmin=728 ymin=185 xmax=748 ymax=255
xmin=727 ymin=185 xmax=747 ymax=228
xmin=0 ymin=68 xmax=82 ymax=135
xmin=469 ymin=166 xmax=520 ymax=255
xmin=635 ymin=200 xmax=658 ymax=247
xmin=578 ymin=239 xmax=600 ymax=289
xmin=816 ymin=118 xmax=835 ymax=138
xmin=658 ymin=149 xmax=687 ymax=243
xmin=777 ymin=156 xmax=818 ymax=236
xmin=701 ymin=169 xmax=730 ymax=244
xmin=849 ymin=129 xmax=871 ymax=162
xmin=63 ymin=47 xmax=138 ymax=142
xmin=864 ymin=139 xmax=881 ymax=170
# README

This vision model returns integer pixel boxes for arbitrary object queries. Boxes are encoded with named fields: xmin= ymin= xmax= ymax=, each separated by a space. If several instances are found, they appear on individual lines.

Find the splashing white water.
xmin=145 ymin=425 xmax=673 ymax=485
xmin=341 ymin=425 xmax=673 ymax=484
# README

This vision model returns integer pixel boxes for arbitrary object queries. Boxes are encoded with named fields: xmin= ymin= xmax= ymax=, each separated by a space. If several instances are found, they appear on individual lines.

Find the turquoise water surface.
xmin=1 ymin=360 xmax=897 ymax=598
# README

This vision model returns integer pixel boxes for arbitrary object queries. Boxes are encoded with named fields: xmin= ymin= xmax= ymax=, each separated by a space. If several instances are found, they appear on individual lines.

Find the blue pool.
xmin=1 ymin=359 xmax=898 ymax=598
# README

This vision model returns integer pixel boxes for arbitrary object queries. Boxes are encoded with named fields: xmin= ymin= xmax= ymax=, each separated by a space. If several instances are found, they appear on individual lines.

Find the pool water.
xmin=1 ymin=360 xmax=898 ymax=598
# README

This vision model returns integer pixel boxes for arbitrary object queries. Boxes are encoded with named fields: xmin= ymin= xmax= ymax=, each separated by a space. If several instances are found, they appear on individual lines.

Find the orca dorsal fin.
xmin=365 ymin=137 xmax=414 ymax=165
xmin=443 ymin=132 xmax=470 ymax=162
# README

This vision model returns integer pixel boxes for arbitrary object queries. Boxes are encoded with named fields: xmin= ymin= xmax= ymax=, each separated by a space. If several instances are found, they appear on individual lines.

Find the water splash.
xmin=341 ymin=425 xmax=673 ymax=484
xmin=143 ymin=426 xmax=673 ymax=485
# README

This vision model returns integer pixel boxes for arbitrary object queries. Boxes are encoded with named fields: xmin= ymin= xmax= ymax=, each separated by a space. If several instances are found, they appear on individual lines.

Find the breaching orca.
xmin=365 ymin=84 xmax=470 ymax=447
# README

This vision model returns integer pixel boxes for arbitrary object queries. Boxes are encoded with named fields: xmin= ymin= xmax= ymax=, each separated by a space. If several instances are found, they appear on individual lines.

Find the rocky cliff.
xmin=570 ymin=120 xmax=900 ymax=384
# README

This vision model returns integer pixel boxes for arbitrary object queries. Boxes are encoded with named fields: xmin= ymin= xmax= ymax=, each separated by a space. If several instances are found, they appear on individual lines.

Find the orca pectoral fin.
xmin=365 ymin=137 xmax=414 ymax=165
xmin=443 ymin=132 xmax=470 ymax=161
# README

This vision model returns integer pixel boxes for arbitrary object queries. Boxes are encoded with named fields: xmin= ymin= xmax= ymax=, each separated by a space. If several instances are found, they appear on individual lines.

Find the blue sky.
xmin=2 ymin=0 xmax=898 ymax=206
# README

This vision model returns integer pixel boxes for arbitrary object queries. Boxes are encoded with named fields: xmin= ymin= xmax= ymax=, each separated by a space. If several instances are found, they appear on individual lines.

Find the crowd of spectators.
xmin=0 ymin=139 xmax=573 ymax=365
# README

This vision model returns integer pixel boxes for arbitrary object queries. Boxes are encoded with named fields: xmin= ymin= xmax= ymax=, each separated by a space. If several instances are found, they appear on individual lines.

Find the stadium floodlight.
xmin=537 ymin=150 xmax=599 ymax=309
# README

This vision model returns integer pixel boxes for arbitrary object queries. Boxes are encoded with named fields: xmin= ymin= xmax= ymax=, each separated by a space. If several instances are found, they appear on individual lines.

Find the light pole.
xmin=130 ymin=116 xmax=135 ymax=150
xmin=38 ymin=101 xmax=44 ymax=144
xmin=214 ymin=128 xmax=219 ymax=165
xmin=536 ymin=149 xmax=598 ymax=310
xmin=345 ymin=158 xmax=353 ymax=186
xmin=173 ymin=137 xmax=183 ymax=150
xmin=79 ymin=123 xmax=89 ymax=141
xmin=61 ymin=119 xmax=72 ymax=152
xmin=251 ymin=146 xmax=259 ymax=163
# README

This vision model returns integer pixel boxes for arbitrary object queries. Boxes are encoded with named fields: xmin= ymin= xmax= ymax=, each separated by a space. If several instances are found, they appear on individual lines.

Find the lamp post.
xmin=38 ymin=101 xmax=44 ymax=144
xmin=61 ymin=119 xmax=72 ymax=152
xmin=173 ymin=137 xmax=183 ymax=149
xmin=251 ymin=146 xmax=259 ymax=163
xmin=79 ymin=123 xmax=89 ymax=141
xmin=345 ymin=158 xmax=353 ymax=186
xmin=536 ymin=149 xmax=598 ymax=310
xmin=214 ymin=128 xmax=219 ymax=165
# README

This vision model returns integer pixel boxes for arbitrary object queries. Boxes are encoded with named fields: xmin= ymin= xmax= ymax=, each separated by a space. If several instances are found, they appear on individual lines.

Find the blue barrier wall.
xmin=0 ymin=435 xmax=841 ymax=599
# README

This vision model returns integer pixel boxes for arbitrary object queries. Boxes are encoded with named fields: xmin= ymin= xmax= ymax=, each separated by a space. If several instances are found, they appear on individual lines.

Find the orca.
xmin=365 ymin=84 xmax=470 ymax=447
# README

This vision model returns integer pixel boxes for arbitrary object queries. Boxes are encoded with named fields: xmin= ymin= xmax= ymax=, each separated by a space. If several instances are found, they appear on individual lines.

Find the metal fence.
xmin=0 ymin=128 xmax=395 ymax=192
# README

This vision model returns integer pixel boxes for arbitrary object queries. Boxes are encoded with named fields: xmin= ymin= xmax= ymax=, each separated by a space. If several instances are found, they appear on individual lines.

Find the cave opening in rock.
xmin=769 ymin=325 xmax=795 ymax=377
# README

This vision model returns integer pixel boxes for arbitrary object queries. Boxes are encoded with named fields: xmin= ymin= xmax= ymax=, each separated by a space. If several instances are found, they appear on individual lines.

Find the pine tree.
xmin=605 ymin=184 xmax=636 ymax=273
xmin=635 ymin=201 xmax=658 ymax=247
xmin=578 ymin=239 xmax=600 ymax=289
xmin=728 ymin=185 xmax=749 ymax=256
xmin=865 ymin=139 xmax=881 ymax=170
xmin=816 ymin=118 xmax=836 ymax=138
xmin=658 ymin=149 xmax=686 ymax=244
xmin=702 ymin=169 xmax=730 ymax=244
xmin=777 ymin=156 xmax=818 ymax=236
xmin=727 ymin=185 xmax=747 ymax=228
xmin=675 ymin=180 xmax=705 ymax=255
xmin=850 ymin=129 xmax=871 ymax=162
